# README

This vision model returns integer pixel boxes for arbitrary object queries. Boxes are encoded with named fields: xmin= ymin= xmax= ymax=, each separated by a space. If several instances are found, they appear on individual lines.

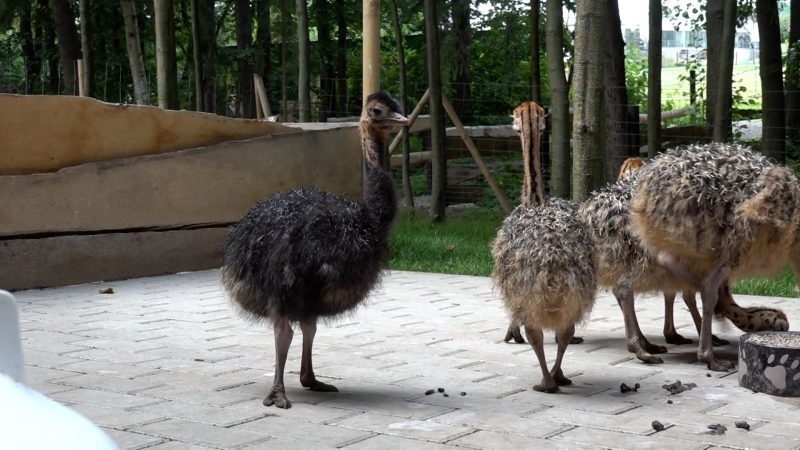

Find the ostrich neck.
xmin=361 ymin=125 xmax=397 ymax=233
xmin=519 ymin=110 xmax=545 ymax=208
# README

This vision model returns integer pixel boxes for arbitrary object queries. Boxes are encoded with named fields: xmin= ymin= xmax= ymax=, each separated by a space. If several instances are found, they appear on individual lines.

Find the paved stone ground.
xmin=13 ymin=269 xmax=800 ymax=449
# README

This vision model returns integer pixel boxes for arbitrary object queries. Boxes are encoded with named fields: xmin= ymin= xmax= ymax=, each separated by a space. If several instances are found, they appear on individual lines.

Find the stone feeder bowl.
xmin=739 ymin=331 xmax=800 ymax=396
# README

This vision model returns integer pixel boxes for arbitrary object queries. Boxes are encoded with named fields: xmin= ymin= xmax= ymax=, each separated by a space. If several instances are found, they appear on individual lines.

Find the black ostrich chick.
xmin=221 ymin=92 xmax=408 ymax=408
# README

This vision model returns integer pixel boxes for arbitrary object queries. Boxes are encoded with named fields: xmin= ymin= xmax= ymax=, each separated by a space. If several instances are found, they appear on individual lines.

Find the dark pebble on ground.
xmin=662 ymin=380 xmax=697 ymax=395
xmin=652 ymin=420 xmax=665 ymax=432
xmin=620 ymin=383 xmax=633 ymax=393
xmin=707 ymin=424 xmax=727 ymax=435
xmin=437 ymin=387 xmax=445 ymax=393
xmin=667 ymin=400 xmax=673 ymax=404
xmin=706 ymin=373 xmax=712 ymax=377
xmin=443 ymin=393 xmax=449 ymax=397
xmin=460 ymin=392 xmax=466 ymax=396
xmin=735 ymin=421 xmax=750 ymax=430
xmin=425 ymin=389 xmax=435 ymax=395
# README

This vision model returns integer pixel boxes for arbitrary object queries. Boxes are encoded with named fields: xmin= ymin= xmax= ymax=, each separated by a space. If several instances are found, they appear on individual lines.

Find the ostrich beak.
xmin=385 ymin=112 xmax=409 ymax=126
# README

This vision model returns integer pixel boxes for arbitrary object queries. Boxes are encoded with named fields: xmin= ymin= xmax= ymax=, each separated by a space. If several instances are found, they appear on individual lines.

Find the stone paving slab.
xmin=12 ymin=269 xmax=800 ymax=449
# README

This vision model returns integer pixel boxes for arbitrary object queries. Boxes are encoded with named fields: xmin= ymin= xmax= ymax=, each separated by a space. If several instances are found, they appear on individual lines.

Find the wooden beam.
xmin=389 ymin=88 xmax=430 ymax=154
xmin=442 ymin=95 xmax=512 ymax=214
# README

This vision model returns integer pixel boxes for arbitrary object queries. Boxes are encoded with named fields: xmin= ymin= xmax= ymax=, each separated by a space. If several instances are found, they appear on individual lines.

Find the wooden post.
xmin=76 ymin=59 xmax=85 ymax=96
xmin=253 ymin=73 xmax=272 ymax=118
xmin=442 ymin=96 xmax=512 ymax=214
xmin=362 ymin=0 xmax=380 ymax=103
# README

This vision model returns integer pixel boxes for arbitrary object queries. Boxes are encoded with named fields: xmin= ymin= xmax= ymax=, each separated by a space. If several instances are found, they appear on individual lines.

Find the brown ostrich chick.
xmin=491 ymin=102 xmax=597 ymax=392
xmin=631 ymin=143 xmax=797 ymax=371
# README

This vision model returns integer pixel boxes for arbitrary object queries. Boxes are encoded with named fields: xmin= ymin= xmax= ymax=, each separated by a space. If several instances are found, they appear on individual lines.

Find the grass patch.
xmin=733 ymin=267 xmax=798 ymax=298
xmin=388 ymin=208 xmax=502 ymax=276
xmin=389 ymin=207 xmax=799 ymax=298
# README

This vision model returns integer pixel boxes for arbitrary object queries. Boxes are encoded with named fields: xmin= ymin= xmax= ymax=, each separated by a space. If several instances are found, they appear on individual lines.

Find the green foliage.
xmin=624 ymin=45 xmax=648 ymax=109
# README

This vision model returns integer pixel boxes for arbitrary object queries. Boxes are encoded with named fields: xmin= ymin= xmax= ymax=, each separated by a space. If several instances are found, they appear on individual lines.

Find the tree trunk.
xmin=255 ymin=0 xmax=272 ymax=81
xmin=191 ymin=0 xmax=216 ymax=112
xmin=757 ymin=0 xmax=786 ymax=162
xmin=605 ymin=0 xmax=632 ymax=181
xmin=40 ymin=0 xmax=60 ymax=95
xmin=78 ymin=0 xmax=94 ymax=96
xmin=647 ymin=0 xmax=661 ymax=157
xmin=571 ymin=0 xmax=606 ymax=202
xmin=51 ymin=0 xmax=81 ymax=95
xmin=335 ymin=0 xmax=347 ymax=113
xmin=391 ymin=0 xmax=413 ymax=207
xmin=363 ymin=0 xmax=380 ymax=101
xmin=297 ymin=0 xmax=310 ymax=121
xmin=154 ymin=0 xmax=179 ymax=109
xmin=706 ymin=0 xmax=723 ymax=130
xmin=713 ymin=0 xmax=736 ymax=142
xmin=235 ymin=0 xmax=256 ymax=118
xmin=425 ymin=0 xmax=446 ymax=220
xmin=787 ymin=0 xmax=800 ymax=154
xmin=545 ymin=0 xmax=569 ymax=198
xmin=316 ymin=0 xmax=336 ymax=120
xmin=20 ymin=2 xmax=38 ymax=94
xmin=451 ymin=0 xmax=472 ymax=121
xmin=120 ymin=0 xmax=149 ymax=105
xmin=530 ymin=0 xmax=541 ymax=102
xmin=281 ymin=0 xmax=290 ymax=117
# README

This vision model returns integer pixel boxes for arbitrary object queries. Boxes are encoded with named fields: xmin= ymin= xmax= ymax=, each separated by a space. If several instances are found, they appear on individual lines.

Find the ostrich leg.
xmin=264 ymin=317 xmax=294 ymax=408
xmin=299 ymin=318 xmax=338 ymax=392
xmin=504 ymin=320 xmax=525 ymax=343
xmin=613 ymin=283 xmax=666 ymax=363
xmin=682 ymin=291 xmax=729 ymax=346
xmin=552 ymin=325 xmax=576 ymax=386
xmin=523 ymin=325 xmax=558 ymax=393
xmin=698 ymin=265 xmax=735 ymax=371
xmin=663 ymin=291 xmax=693 ymax=345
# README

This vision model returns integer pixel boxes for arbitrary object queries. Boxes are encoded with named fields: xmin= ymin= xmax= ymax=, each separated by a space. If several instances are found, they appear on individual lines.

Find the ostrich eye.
xmin=371 ymin=107 xmax=383 ymax=116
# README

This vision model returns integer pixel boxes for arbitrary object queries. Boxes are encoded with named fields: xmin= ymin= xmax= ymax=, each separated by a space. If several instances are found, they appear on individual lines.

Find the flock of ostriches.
xmin=221 ymin=93 xmax=794 ymax=408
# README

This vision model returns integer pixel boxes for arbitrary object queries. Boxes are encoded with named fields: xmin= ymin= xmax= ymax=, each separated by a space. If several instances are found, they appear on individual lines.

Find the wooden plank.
xmin=0 ymin=127 xmax=362 ymax=237
xmin=441 ymin=96 xmax=512 ymax=214
xmin=0 ymin=94 xmax=296 ymax=174
xmin=0 ymin=228 xmax=228 ymax=291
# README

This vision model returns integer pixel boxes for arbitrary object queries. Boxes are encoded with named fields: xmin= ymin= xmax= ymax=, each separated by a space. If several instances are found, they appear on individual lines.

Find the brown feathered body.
xmin=579 ymin=172 xmax=694 ymax=293
xmin=492 ymin=198 xmax=597 ymax=331
xmin=630 ymin=143 xmax=800 ymax=282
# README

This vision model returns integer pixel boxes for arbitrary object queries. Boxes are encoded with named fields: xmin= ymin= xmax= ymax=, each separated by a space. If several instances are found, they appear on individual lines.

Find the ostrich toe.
xmin=504 ymin=324 xmax=525 ymax=343
xmin=712 ymin=335 xmax=729 ymax=346
xmin=263 ymin=386 xmax=291 ymax=409
xmin=533 ymin=380 xmax=560 ymax=393
xmin=664 ymin=331 xmax=693 ymax=345
xmin=703 ymin=356 xmax=735 ymax=372
xmin=551 ymin=368 xmax=572 ymax=386
xmin=300 ymin=377 xmax=339 ymax=392
xmin=628 ymin=337 xmax=665 ymax=364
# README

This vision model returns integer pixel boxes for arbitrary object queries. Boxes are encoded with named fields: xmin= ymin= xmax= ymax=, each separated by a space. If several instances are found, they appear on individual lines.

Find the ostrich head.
xmin=360 ymin=92 xmax=408 ymax=168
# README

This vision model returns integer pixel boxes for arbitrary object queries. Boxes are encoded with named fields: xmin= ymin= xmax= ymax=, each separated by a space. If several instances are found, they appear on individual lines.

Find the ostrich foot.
xmin=628 ymin=338 xmax=664 ymax=364
xmin=712 ymin=335 xmax=730 ymax=346
xmin=300 ymin=376 xmax=338 ymax=392
xmin=555 ymin=335 xmax=585 ymax=345
xmin=664 ymin=331 xmax=693 ymax=345
xmin=504 ymin=325 xmax=525 ymax=343
xmin=699 ymin=354 xmax=734 ymax=372
xmin=263 ymin=386 xmax=291 ymax=409
xmin=551 ymin=368 xmax=572 ymax=386
xmin=533 ymin=380 xmax=560 ymax=393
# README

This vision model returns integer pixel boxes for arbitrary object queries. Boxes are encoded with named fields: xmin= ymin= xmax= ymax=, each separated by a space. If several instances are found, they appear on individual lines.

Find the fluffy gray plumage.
xmin=492 ymin=198 xmax=597 ymax=331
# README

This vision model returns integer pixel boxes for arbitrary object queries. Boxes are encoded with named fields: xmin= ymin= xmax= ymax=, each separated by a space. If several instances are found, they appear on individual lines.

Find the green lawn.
xmin=661 ymin=63 xmax=762 ymax=109
xmin=388 ymin=207 xmax=798 ymax=298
